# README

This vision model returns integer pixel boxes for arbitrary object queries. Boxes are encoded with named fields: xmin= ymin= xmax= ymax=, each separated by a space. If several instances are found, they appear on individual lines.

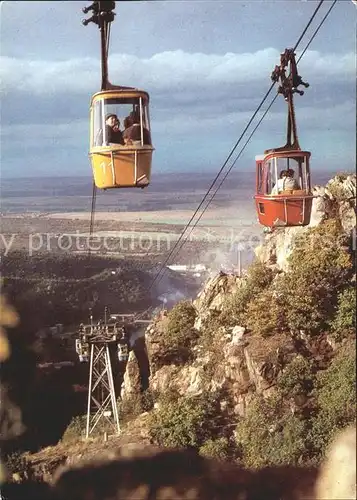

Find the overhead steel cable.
xmin=145 ymin=82 xmax=277 ymax=286
xmin=167 ymin=0 xmax=339 ymax=262
xmin=88 ymin=12 xmax=113 ymax=252
xmin=296 ymin=0 xmax=337 ymax=63
xmin=159 ymin=98 xmax=279 ymax=271
xmin=145 ymin=0 xmax=332 ymax=292
xmin=292 ymin=0 xmax=325 ymax=51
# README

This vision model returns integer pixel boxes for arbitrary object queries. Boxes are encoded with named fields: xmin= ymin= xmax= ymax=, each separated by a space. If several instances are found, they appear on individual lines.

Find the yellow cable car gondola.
xmin=90 ymin=87 xmax=153 ymax=188
xmin=83 ymin=1 xmax=154 ymax=189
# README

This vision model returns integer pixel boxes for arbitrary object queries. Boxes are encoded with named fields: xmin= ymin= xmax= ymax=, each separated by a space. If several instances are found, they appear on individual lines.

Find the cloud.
xmin=0 ymin=120 xmax=88 ymax=148
xmin=1 ymin=48 xmax=355 ymax=177
xmin=1 ymin=48 xmax=354 ymax=130
xmin=1 ymin=99 xmax=353 ymax=148
xmin=1 ymin=48 xmax=354 ymax=96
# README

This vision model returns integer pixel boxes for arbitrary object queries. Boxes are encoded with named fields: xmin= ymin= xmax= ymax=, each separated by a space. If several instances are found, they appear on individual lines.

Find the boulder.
xmin=193 ymin=273 xmax=244 ymax=330
xmin=315 ymin=426 xmax=356 ymax=500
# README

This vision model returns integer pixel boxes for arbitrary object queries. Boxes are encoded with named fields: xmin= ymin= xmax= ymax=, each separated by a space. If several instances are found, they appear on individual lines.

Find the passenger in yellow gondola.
xmin=123 ymin=112 xmax=151 ymax=146
xmin=123 ymin=116 xmax=131 ymax=131
xmin=122 ymin=115 xmax=132 ymax=144
xmin=105 ymin=113 xmax=124 ymax=145
xmin=271 ymin=169 xmax=299 ymax=194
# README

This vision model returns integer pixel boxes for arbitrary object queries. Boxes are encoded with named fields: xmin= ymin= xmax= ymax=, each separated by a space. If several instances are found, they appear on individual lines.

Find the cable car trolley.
xmin=83 ymin=1 xmax=154 ymax=189
xmin=254 ymin=49 xmax=313 ymax=228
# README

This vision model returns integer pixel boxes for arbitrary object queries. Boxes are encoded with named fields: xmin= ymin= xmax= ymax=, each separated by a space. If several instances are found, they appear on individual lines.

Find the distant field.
xmin=0 ymin=169 xmax=336 ymax=268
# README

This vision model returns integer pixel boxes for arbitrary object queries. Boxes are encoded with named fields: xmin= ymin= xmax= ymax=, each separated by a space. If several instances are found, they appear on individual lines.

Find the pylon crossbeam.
xmin=90 ymin=396 xmax=103 ymax=411
xmin=91 ymin=391 xmax=111 ymax=411
xmin=92 ymin=368 xmax=110 ymax=392
xmin=90 ymin=395 xmax=115 ymax=433
xmin=93 ymin=346 xmax=105 ymax=361
xmin=92 ymin=394 xmax=111 ymax=416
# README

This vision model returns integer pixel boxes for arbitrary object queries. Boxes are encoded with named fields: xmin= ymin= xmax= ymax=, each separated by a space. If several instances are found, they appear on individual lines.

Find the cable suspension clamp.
xmin=82 ymin=1 xmax=116 ymax=27
xmin=271 ymin=48 xmax=309 ymax=101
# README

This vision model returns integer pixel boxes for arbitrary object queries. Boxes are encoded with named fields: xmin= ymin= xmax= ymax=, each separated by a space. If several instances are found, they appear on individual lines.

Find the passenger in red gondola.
xmin=286 ymin=168 xmax=300 ymax=189
xmin=271 ymin=169 xmax=299 ymax=194
xmin=105 ymin=113 xmax=124 ymax=145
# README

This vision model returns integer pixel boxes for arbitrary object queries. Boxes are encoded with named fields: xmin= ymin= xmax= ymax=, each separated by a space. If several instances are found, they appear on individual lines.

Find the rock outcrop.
xmin=3 ymin=425 xmax=356 ymax=499
xmin=2 ymin=174 xmax=355 ymax=496
xmin=118 ymin=173 xmax=356 ymax=443
xmin=255 ymin=174 xmax=356 ymax=271
xmin=193 ymin=272 xmax=245 ymax=331
xmin=146 ymin=316 xmax=308 ymax=418
xmin=315 ymin=426 xmax=356 ymax=500
xmin=119 ymin=175 xmax=356 ymax=422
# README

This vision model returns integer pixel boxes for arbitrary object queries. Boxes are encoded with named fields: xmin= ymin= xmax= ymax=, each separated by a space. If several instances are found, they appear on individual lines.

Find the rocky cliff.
xmin=1 ymin=174 xmax=355 ymax=497
xmin=127 ymin=175 xmax=355 ymax=420
xmin=114 ymin=173 xmax=356 ymax=479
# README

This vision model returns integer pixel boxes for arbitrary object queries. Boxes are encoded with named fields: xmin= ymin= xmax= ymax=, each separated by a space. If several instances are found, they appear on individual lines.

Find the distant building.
xmin=56 ymin=323 xmax=64 ymax=334
xmin=167 ymin=265 xmax=188 ymax=272
xmin=167 ymin=264 xmax=209 ymax=274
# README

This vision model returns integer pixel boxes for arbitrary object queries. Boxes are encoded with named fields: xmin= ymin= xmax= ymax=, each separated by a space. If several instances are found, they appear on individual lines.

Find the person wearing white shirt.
xmin=271 ymin=169 xmax=299 ymax=194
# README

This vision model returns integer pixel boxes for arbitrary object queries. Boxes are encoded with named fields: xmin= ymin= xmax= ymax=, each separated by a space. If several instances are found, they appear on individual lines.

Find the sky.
xmin=0 ymin=0 xmax=356 ymax=178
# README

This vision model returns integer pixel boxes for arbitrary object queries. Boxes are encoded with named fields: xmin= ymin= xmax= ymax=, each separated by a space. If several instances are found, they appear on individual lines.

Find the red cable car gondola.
xmin=254 ymin=49 xmax=313 ymax=228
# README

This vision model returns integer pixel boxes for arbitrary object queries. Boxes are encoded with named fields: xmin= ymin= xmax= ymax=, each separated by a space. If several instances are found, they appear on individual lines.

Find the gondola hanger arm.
xmin=270 ymin=48 xmax=309 ymax=150
xmin=82 ymin=1 xmax=116 ymax=90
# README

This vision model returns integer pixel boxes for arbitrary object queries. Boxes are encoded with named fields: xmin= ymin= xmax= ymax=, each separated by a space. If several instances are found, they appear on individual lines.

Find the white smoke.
xmin=158 ymin=290 xmax=186 ymax=306
xmin=152 ymin=267 xmax=197 ymax=309
xmin=199 ymin=243 xmax=255 ymax=277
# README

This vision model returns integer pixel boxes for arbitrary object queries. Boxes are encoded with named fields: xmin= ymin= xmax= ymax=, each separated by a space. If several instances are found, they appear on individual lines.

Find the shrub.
xmin=220 ymin=286 xmax=252 ymax=327
xmin=151 ymin=301 xmax=198 ymax=366
xmin=199 ymin=437 xmax=239 ymax=462
xmin=166 ymin=300 xmax=197 ymax=342
xmin=278 ymin=220 xmax=352 ymax=335
xmin=61 ymin=415 xmax=87 ymax=443
xmin=119 ymin=391 xmax=155 ymax=423
xmin=222 ymin=221 xmax=352 ymax=337
xmin=277 ymin=356 xmax=315 ymax=398
xmin=4 ymin=451 xmax=27 ymax=475
xmin=221 ymin=262 xmax=275 ymax=327
xmin=233 ymin=345 xmax=356 ymax=467
xmin=309 ymin=345 xmax=356 ymax=459
xmin=119 ymin=393 xmax=146 ymax=424
xmin=243 ymin=288 xmax=285 ymax=337
xmin=330 ymin=286 xmax=356 ymax=340
xmin=245 ymin=261 xmax=276 ymax=291
xmin=235 ymin=393 xmax=307 ymax=468
xmin=147 ymin=391 xmax=223 ymax=449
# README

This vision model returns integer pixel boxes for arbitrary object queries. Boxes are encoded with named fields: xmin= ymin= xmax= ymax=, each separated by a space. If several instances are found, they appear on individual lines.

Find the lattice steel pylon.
xmin=76 ymin=319 xmax=130 ymax=439
xmin=86 ymin=340 xmax=120 ymax=438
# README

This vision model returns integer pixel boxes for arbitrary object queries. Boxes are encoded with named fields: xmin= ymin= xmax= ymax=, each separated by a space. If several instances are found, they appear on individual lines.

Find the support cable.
xmin=146 ymin=0 xmax=334 ymax=292
xmin=159 ymin=97 xmax=278 ymax=273
xmin=88 ymin=16 xmax=112 ymax=253
xmin=159 ymin=0 xmax=337 ymax=270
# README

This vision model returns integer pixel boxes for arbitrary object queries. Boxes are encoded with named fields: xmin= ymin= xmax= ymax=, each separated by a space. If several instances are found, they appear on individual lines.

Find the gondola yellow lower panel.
xmin=90 ymin=147 xmax=153 ymax=189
